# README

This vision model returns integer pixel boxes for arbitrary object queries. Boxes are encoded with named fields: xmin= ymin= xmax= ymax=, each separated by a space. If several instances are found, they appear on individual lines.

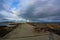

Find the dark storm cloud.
xmin=18 ymin=0 xmax=60 ymax=22
xmin=0 ymin=0 xmax=60 ymax=22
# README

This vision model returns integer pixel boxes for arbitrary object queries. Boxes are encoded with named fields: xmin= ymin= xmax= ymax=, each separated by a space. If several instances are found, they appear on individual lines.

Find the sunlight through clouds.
xmin=16 ymin=0 xmax=60 ymax=22
xmin=0 ymin=0 xmax=60 ymax=22
xmin=0 ymin=0 xmax=27 ymax=23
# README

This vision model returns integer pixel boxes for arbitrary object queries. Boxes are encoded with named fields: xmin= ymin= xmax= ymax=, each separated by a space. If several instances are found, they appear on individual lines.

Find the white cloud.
xmin=0 ymin=10 xmax=21 ymax=22
xmin=0 ymin=0 xmax=60 ymax=22
xmin=14 ymin=0 xmax=37 ymax=15
xmin=0 ymin=0 xmax=27 ymax=22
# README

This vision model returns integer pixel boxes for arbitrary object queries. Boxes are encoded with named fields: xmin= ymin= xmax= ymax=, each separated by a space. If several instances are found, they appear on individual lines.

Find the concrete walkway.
xmin=2 ymin=24 xmax=49 ymax=40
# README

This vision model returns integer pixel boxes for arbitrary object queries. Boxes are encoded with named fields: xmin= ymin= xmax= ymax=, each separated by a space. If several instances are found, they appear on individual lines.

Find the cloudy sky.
xmin=0 ymin=0 xmax=60 ymax=22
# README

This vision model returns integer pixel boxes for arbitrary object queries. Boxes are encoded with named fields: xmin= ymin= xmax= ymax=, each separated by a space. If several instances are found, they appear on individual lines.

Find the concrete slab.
xmin=2 ymin=24 xmax=49 ymax=40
